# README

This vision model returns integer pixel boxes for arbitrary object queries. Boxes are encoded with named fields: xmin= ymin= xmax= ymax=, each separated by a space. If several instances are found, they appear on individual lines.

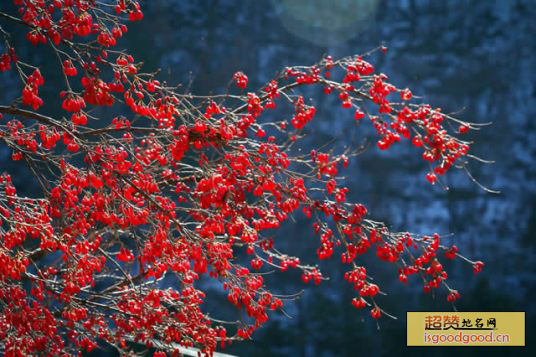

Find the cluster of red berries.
xmin=0 ymin=53 xmax=13 ymax=73
xmin=61 ymin=94 xmax=86 ymax=112
xmin=233 ymin=71 xmax=248 ymax=89
xmin=291 ymin=96 xmax=316 ymax=129
xmin=63 ymin=60 xmax=77 ymax=76
xmin=0 ymin=1 xmax=488 ymax=355
xmin=22 ymin=69 xmax=44 ymax=110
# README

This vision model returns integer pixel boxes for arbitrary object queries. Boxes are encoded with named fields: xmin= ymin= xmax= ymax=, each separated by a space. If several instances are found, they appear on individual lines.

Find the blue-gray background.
xmin=1 ymin=0 xmax=534 ymax=356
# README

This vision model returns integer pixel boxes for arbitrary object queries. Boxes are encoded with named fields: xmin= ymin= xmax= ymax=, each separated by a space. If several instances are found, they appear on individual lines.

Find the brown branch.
xmin=0 ymin=105 xmax=61 ymax=126
xmin=0 ymin=11 xmax=27 ymax=26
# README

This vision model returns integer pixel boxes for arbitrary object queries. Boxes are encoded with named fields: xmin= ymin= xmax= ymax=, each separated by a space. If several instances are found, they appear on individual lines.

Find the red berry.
xmin=473 ymin=261 xmax=484 ymax=274
xmin=352 ymin=297 xmax=367 ymax=309
xmin=447 ymin=290 xmax=460 ymax=302
xmin=233 ymin=71 xmax=248 ymax=89
xmin=426 ymin=173 xmax=437 ymax=185
xmin=371 ymin=307 xmax=381 ymax=319
xmin=459 ymin=124 xmax=470 ymax=134
xmin=354 ymin=109 xmax=365 ymax=121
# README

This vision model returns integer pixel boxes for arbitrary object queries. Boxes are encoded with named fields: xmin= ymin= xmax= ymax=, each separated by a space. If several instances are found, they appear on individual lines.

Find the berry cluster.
xmin=0 ymin=1 xmax=488 ymax=356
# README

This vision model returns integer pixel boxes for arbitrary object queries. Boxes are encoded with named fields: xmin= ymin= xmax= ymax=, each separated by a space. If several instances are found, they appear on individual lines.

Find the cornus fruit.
xmin=447 ymin=290 xmax=461 ymax=302
xmin=0 ymin=1 xmax=491 ymax=356
xmin=426 ymin=172 xmax=437 ymax=185
xmin=459 ymin=124 xmax=470 ymax=134
xmin=233 ymin=71 xmax=248 ymax=89
xmin=61 ymin=94 xmax=86 ymax=112
xmin=371 ymin=307 xmax=382 ymax=319
xmin=63 ymin=60 xmax=78 ymax=76
xmin=22 ymin=69 xmax=44 ymax=110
